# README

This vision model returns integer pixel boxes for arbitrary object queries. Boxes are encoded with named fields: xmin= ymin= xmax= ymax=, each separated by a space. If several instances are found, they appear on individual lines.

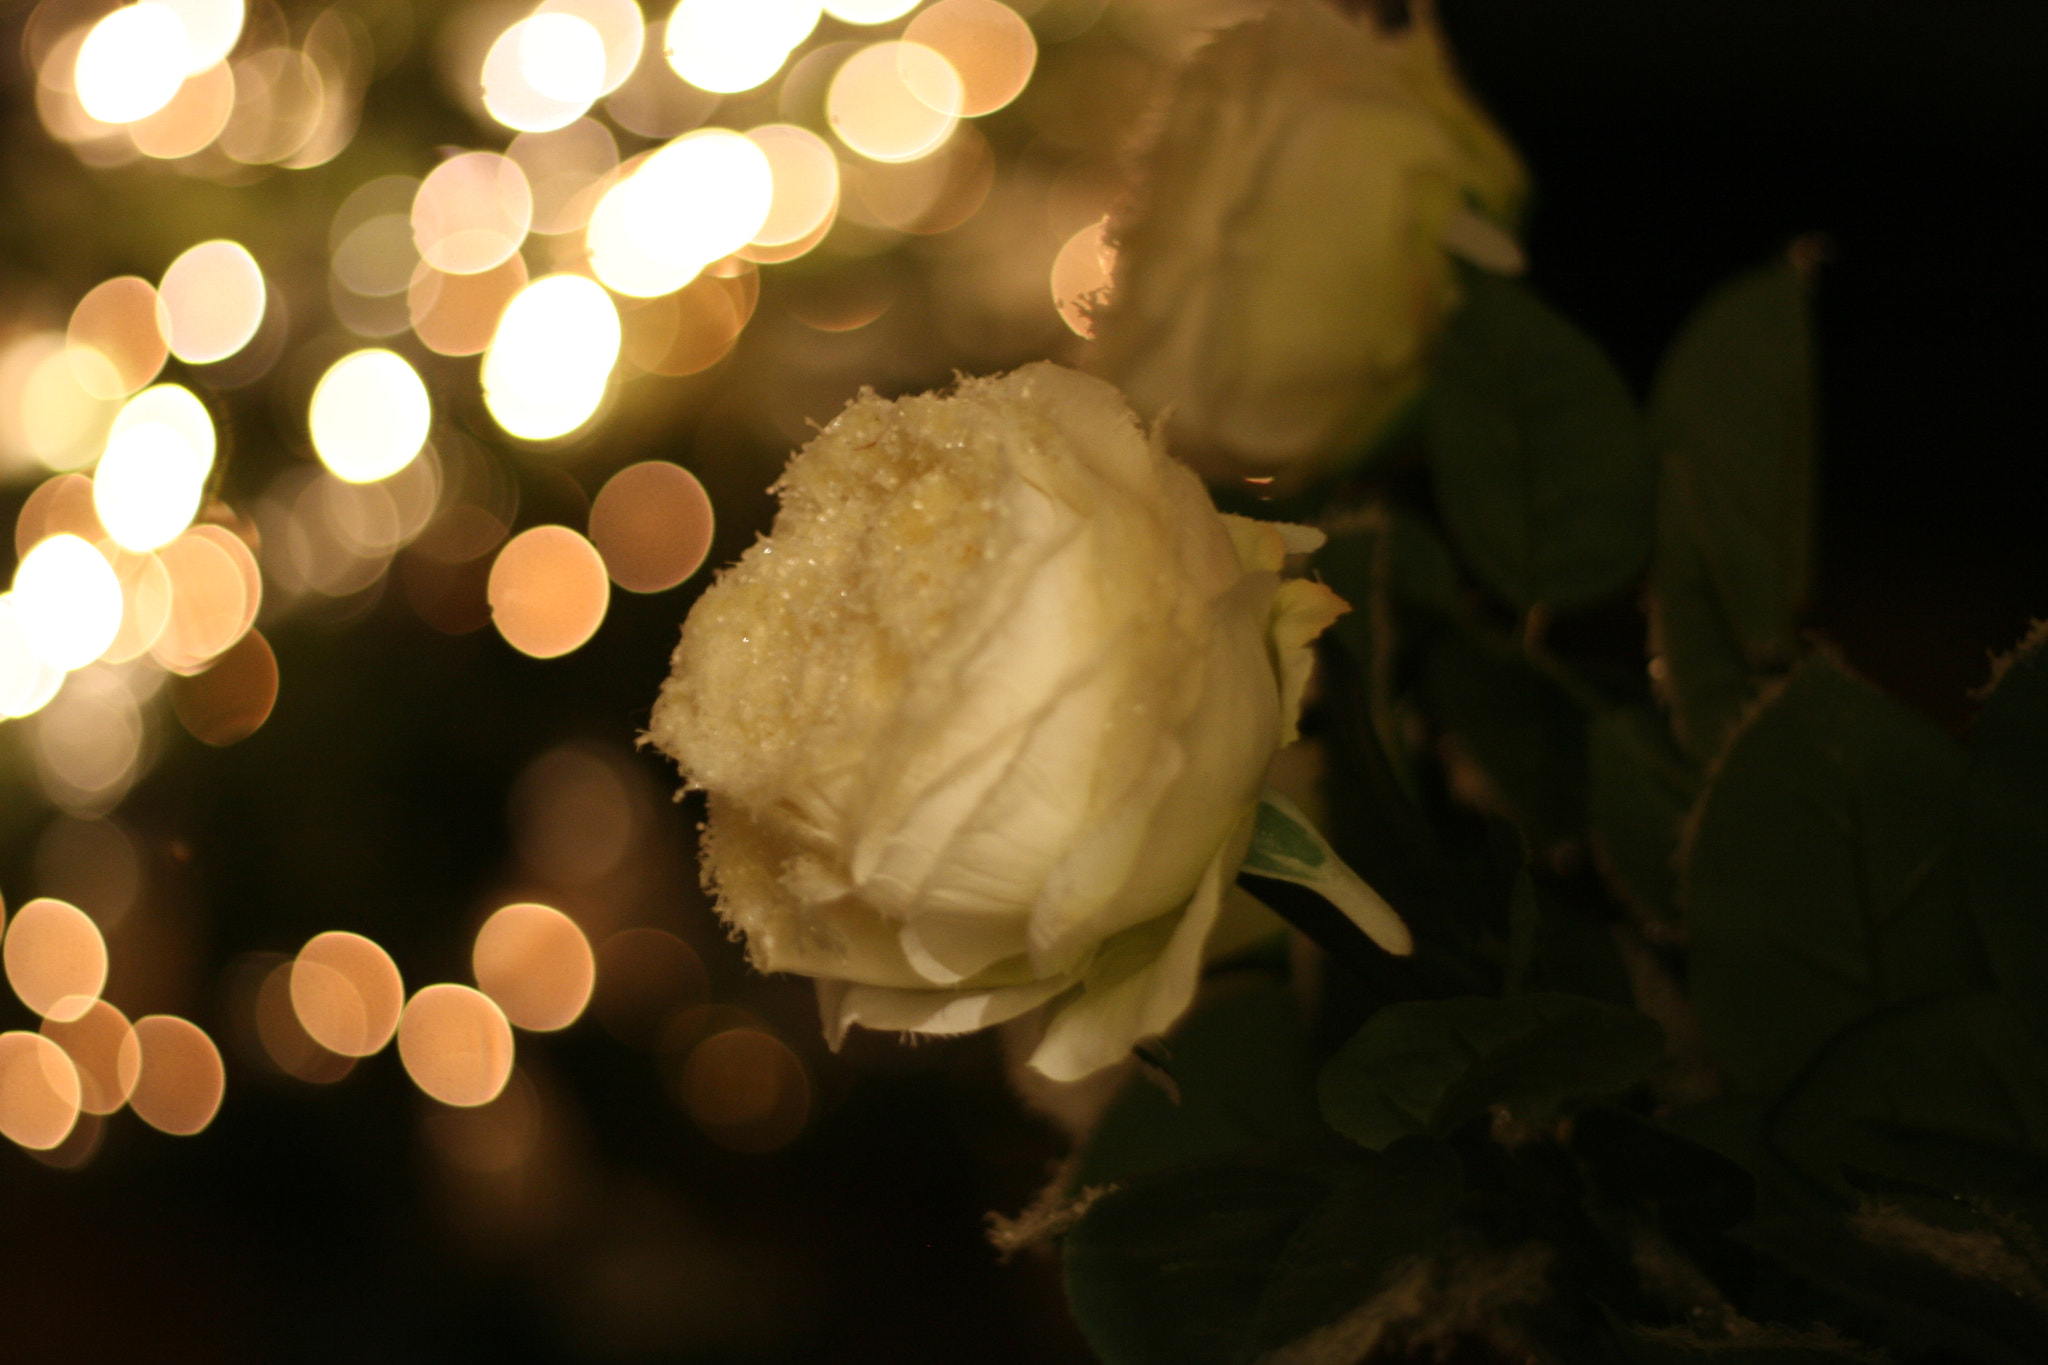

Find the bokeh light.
xmin=905 ymin=0 xmax=1037 ymax=116
xmin=3 ymin=897 xmax=109 ymax=1023
xmin=309 ymin=349 xmax=431 ymax=482
xmin=587 ymin=129 xmax=773 ymax=297
xmin=67 ymin=276 xmax=170 ymax=399
xmin=10 ymin=534 xmax=123 ymax=670
xmin=413 ymin=152 xmax=533 ymax=275
xmin=824 ymin=0 xmax=919 ymax=24
xmin=98 ymin=542 xmax=174 ymax=664
xmin=678 ymin=1027 xmax=810 ymax=1152
xmin=0 ymin=332 xmax=120 ymax=471
xmin=1052 ymin=215 xmax=1115 ymax=337
xmin=40 ymin=999 xmax=139 ymax=1115
xmin=93 ymin=420 xmax=210 ymax=552
xmin=29 ymin=666 xmax=146 ymax=813
xmin=592 ymin=928 xmax=708 ymax=1048
xmin=291 ymin=930 xmax=405 ymax=1058
xmin=74 ymin=3 xmax=192 ymax=125
xmin=409 ymin=255 xmax=529 ymax=358
xmin=828 ymin=43 xmax=963 ymax=163
xmin=507 ymin=119 xmax=619 ymax=235
xmin=0 ymin=597 xmax=66 ymax=721
xmin=160 ymin=240 xmax=267 ymax=364
xmin=15 ymin=472 xmax=104 ymax=558
xmin=481 ymin=274 xmax=620 ymax=439
xmin=618 ymin=272 xmax=754 ymax=374
xmin=607 ymin=20 xmax=719 ymax=138
xmin=589 ymin=461 xmax=715 ymax=592
xmin=483 ymin=13 xmax=607 ymax=133
xmin=33 ymin=815 xmax=145 ymax=932
xmin=121 ymin=1014 xmax=226 ymax=1135
xmin=151 ymin=527 xmax=250 ymax=673
xmin=128 ymin=59 xmax=237 ymax=158
xmin=510 ymin=743 xmax=642 ymax=885
xmin=160 ymin=0 xmax=247 ymax=72
xmin=0 ymin=1030 xmax=82 ymax=1151
xmin=487 ymin=525 xmax=610 ymax=658
xmin=664 ymin=0 xmax=818 ymax=95
xmin=745 ymin=123 xmax=840 ymax=249
xmin=538 ymin=0 xmax=646 ymax=94
xmin=251 ymin=955 xmax=355 ymax=1083
xmin=170 ymin=626 xmax=278 ymax=745
xmin=398 ymin=984 xmax=516 ymax=1107
xmin=472 ymin=903 xmax=596 ymax=1032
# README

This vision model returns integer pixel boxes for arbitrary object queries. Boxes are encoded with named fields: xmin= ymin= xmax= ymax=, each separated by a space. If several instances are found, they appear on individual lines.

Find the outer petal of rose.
xmin=1026 ymin=818 xmax=1240 ymax=1082
xmin=1269 ymin=578 xmax=1349 ymax=745
xmin=816 ymin=975 xmax=1075 ymax=1050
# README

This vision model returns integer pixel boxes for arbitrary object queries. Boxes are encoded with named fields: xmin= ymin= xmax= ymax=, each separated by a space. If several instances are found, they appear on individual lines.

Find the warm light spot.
xmin=425 ymin=1066 xmax=542 ymax=1173
xmin=409 ymin=255 xmax=528 ymax=357
xmin=905 ymin=0 xmax=1036 ymax=116
xmin=96 ymin=542 xmax=173 ymax=663
xmin=160 ymin=0 xmax=246 ymax=72
xmin=1 ymin=333 xmax=120 ymax=472
xmin=482 ymin=13 xmax=605 ymax=133
xmin=481 ymin=274 xmax=619 ymax=440
xmin=618 ymin=272 xmax=751 ymax=375
xmin=586 ymin=129 xmax=773 ymax=297
xmin=10 ymin=535 xmax=123 ymax=671
xmin=75 ymin=3 xmax=191 ymax=124
xmin=40 ymin=999 xmax=138 ymax=1115
xmin=0 ymin=1031 xmax=82 ymax=1151
xmin=4 ymin=898 xmax=108 ymax=1023
xmin=824 ymin=0 xmax=918 ymax=24
xmin=159 ymin=240 xmax=266 ymax=364
xmin=120 ymin=1015 xmax=225 ymax=1135
xmin=183 ymin=523 xmax=262 ymax=643
xmin=93 ymin=421 xmax=209 ymax=552
xmin=292 ymin=930 xmax=405 ymax=1057
xmin=592 ymin=928 xmax=707 ymax=1048
xmin=843 ymin=120 xmax=992 ymax=234
xmin=217 ymin=46 xmax=327 ymax=167
xmin=537 ymin=0 xmax=646 ymax=95
xmin=488 ymin=526 xmax=609 ymax=658
xmin=828 ymin=43 xmax=963 ymax=164
xmin=473 ymin=903 xmax=595 ymax=1032
xmin=0 ymin=598 xmax=65 ymax=721
xmin=170 ymin=626 xmax=277 ymax=745
xmin=33 ymin=816 xmax=145 ymax=933
xmin=745 ymin=124 xmax=840 ymax=247
xmin=309 ymin=349 xmax=431 ymax=482
xmin=508 ymin=120 xmax=619 ymax=235
xmin=606 ymin=21 xmax=718 ymax=138
xmin=151 ymin=528 xmax=249 ymax=673
xmin=333 ymin=213 xmax=419 ymax=298
xmin=29 ymin=667 xmax=145 ymax=813
xmin=590 ymin=462 xmax=714 ymax=592
xmin=113 ymin=381 xmax=216 ymax=465
xmin=663 ymin=0 xmax=818 ymax=95
xmin=413 ymin=152 xmax=533 ymax=276
xmin=128 ymin=59 xmax=237 ymax=159
xmin=511 ymin=744 xmax=641 ymax=885
xmin=679 ymin=1027 xmax=810 ymax=1152
xmin=68 ymin=277 xmax=169 ymax=399
xmin=255 ymin=958 xmax=354 ymax=1082
xmin=1052 ymin=215 xmax=1114 ymax=337
xmin=399 ymin=984 xmax=516 ymax=1107
xmin=15 ymin=473 xmax=106 ymax=560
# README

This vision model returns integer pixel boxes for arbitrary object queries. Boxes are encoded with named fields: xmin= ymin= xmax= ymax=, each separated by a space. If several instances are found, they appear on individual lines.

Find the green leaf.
xmin=1680 ymin=655 xmax=1989 ymax=1095
xmin=1414 ymin=623 xmax=1591 ymax=850
xmin=1961 ymin=621 xmax=2048 ymax=1037
xmin=1244 ymin=789 xmax=1412 ymax=958
xmin=1769 ymin=991 xmax=2048 ymax=1209
xmin=1318 ymin=993 xmax=1663 ymax=1151
xmin=1064 ymin=1144 xmax=1463 ymax=1365
xmin=1648 ymin=480 xmax=1756 ymax=759
xmin=1073 ymin=983 xmax=1326 ymax=1192
xmin=1425 ymin=271 xmax=1654 ymax=614
xmin=1648 ymin=257 xmax=1815 ymax=666
xmin=1588 ymin=708 xmax=1700 ymax=922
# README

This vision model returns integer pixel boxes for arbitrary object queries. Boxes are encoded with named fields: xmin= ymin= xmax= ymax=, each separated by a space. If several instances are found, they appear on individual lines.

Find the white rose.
xmin=646 ymin=363 xmax=1350 ymax=1081
xmin=1091 ymin=0 xmax=1526 ymax=483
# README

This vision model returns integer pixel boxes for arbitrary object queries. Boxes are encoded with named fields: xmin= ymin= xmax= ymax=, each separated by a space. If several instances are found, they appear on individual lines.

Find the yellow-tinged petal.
xmin=1269 ymin=578 xmax=1350 ymax=745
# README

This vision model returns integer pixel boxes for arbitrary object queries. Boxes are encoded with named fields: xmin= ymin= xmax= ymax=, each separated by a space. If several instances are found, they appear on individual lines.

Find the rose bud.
xmin=1090 ymin=0 xmax=1526 ymax=486
xmin=647 ymin=363 xmax=1377 ymax=1081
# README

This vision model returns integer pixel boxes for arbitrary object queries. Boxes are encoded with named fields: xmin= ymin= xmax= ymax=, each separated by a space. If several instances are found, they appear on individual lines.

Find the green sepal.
xmin=1243 ymin=789 xmax=1413 ymax=958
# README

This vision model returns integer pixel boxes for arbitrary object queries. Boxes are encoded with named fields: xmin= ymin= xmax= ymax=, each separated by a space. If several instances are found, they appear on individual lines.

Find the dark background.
xmin=4 ymin=1 xmax=2045 ymax=1360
